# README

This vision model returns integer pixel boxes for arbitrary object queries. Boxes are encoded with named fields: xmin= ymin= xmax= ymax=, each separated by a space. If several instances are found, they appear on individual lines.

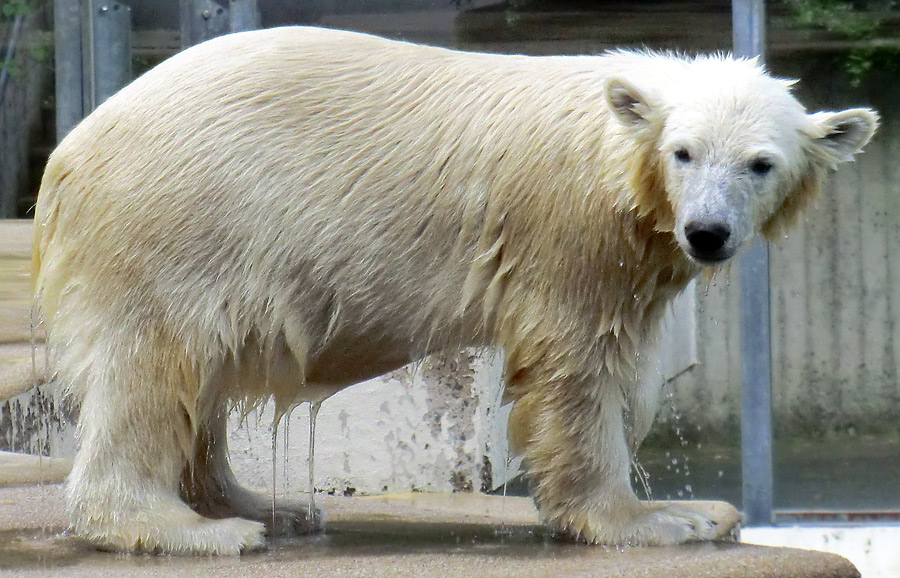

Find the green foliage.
xmin=782 ymin=0 xmax=900 ymax=86
xmin=786 ymin=0 xmax=887 ymax=37
xmin=0 ymin=58 xmax=20 ymax=77
xmin=1 ymin=0 xmax=29 ymax=19
xmin=1 ymin=0 xmax=52 ymax=82
xmin=28 ymin=37 xmax=49 ymax=62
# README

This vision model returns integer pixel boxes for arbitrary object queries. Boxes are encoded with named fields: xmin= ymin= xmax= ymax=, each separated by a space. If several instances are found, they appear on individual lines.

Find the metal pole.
xmin=733 ymin=0 xmax=775 ymax=527
xmin=180 ymin=0 xmax=230 ymax=48
xmin=0 ymin=13 xmax=25 ymax=110
xmin=89 ymin=0 xmax=132 ymax=110
xmin=229 ymin=0 xmax=260 ymax=33
xmin=54 ymin=0 xmax=85 ymax=142
xmin=180 ymin=0 xmax=258 ymax=48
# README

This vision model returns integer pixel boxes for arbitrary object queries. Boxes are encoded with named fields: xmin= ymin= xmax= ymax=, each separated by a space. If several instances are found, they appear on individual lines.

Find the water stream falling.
xmin=271 ymin=426 xmax=278 ymax=529
xmin=28 ymin=305 xmax=48 ymax=537
xmin=496 ymin=449 xmax=511 ymax=536
xmin=663 ymin=383 xmax=694 ymax=500
xmin=308 ymin=400 xmax=322 ymax=519
xmin=631 ymin=457 xmax=653 ymax=501
xmin=283 ymin=406 xmax=294 ymax=498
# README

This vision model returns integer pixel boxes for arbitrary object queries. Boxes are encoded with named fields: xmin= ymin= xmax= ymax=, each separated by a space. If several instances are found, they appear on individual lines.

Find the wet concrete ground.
xmin=0 ymin=471 xmax=860 ymax=578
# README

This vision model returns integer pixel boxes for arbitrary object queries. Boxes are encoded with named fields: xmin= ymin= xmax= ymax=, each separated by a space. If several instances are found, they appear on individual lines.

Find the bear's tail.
xmin=31 ymin=151 xmax=67 ymax=321
xmin=22 ymin=151 xmax=70 ymax=401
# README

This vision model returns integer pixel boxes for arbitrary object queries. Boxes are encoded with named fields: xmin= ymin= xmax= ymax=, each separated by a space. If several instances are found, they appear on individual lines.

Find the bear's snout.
xmin=684 ymin=219 xmax=732 ymax=263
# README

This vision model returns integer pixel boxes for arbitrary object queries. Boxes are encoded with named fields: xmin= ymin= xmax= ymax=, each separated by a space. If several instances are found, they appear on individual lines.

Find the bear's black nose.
xmin=684 ymin=220 xmax=731 ymax=261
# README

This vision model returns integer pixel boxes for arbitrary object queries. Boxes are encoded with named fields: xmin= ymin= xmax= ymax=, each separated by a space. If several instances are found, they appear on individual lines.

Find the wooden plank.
xmin=0 ymin=220 xmax=34 ymax=347
xmin=0 ymin=220 xmax=44 ymax=404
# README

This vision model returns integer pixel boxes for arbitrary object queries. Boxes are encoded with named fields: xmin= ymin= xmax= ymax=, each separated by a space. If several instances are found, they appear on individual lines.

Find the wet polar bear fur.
xmin=33 ymin=27 xmax=877 ymax=555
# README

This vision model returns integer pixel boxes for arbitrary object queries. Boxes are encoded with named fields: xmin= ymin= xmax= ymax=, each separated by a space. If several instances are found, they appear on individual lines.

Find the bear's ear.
xmin=605 ymin=77 xmax=658 ymax=127
xmin=805 ymin=108 xmax=879 ymax=168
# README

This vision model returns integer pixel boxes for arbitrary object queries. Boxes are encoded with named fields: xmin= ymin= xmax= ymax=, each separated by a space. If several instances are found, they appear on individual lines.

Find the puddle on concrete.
xmin=0 ymin=484 xmax=747 ymax=576
xmin=0 ymin=517 xmax=749 ymax=574
xmin=0 ymin=518 xmax=559 ymax=571
xmin=0 ymin=527 xmax=87 ymax=570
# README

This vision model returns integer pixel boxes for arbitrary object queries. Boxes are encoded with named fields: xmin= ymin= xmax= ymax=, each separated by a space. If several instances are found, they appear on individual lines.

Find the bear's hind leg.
xmin=183 ymin=408 xmax=324 ymax=537
xmin=64 ymin=343 xmax=265 ymax=555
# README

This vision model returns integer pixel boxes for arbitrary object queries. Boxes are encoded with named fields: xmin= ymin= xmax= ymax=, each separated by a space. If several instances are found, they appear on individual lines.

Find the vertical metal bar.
xmin=733 ymin=0 xmax=774 ymax=527
xmin=0 ymin=13 xmax=25 ymax=110
xmin=229 ymin=0 xmax=259 ymax=33
xmin=180 ymin=0 xmax=229 ymax=48
xmin=739 ymin=239 xmax=774 ymax=525
xmin=733 ymin=0 xmax=766 ymax=59
xmin=54 ymin=0 xmax=85 ymax=142
xmin=89 ymin=0 xmax=132 ymax=110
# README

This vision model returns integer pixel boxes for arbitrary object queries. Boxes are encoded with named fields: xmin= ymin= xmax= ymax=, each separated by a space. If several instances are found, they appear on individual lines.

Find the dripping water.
xmin=493 ymin=449 xmax=515 ymax=540
xmin=663 ymin=383 xmax=694 ymax=499
xmin=29 ymin=305 xmax=47 ymax=537
xmin=499 ymin=448 xmax=510 ymax=527
xmin=271 ymin=425 xmax=278 ymax=529
xmin=631 ymin=457 xmax=653 ymax=501
xmin=493 ymin=370 xmax=512 ymax=537
xmin=308 ymin=400 xmax=321 ymax=519
xmin=501 ymin=451 xmax=510 ymax=502
xmin=283 ymin=406 xmax=293 ymax=498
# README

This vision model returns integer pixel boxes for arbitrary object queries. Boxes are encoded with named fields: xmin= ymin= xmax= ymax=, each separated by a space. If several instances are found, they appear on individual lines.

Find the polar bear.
xmin=33 ymin=27 xmax=877 ymax=554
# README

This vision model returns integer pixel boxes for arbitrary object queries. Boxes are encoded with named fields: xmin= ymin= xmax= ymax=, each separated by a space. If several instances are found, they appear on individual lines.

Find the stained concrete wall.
xmin=228 ymin=353 xmax=513 ymax=496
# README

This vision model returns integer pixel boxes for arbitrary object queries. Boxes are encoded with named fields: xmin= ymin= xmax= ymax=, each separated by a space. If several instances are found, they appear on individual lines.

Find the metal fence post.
xmin=88 ymin=0 xmax=132 ymax=111
xmin=229 ymin=0 xmax=260 ymax=33
xmin=180 ymin=0 xmax=259 ymax=48
xmin=733 ymin=0 xmax=775 ymax=527
xmin=54 ymin=0 xmax=85 ymax=142
xmin=180 ymin=0 xmax=230 ymax=48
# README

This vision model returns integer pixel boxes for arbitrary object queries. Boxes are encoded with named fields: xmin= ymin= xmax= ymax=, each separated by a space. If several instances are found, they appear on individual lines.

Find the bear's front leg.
xmin=506 ymin=353 xmax=722 ymax=546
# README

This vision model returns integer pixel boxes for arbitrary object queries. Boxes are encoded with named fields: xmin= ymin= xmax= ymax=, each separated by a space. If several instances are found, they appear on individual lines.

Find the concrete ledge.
xmin=0 ymin=483 xmax=859 ymax=578
xmin=0 ymin=451 xmax=71 ymax=488
xmin=744 ymin=526 xmax=900 ymax=578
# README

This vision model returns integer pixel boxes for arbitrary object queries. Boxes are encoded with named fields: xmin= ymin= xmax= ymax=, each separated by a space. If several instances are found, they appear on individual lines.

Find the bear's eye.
xmin=674 ymin=149 xmax=691 ymax=163
xmin=750 ymin=158 xmax=773 ymax=175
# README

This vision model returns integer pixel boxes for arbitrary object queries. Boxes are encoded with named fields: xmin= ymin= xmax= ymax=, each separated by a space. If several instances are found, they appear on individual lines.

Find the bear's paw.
xmin=550 ymin=501 xmax=734 ymax=546
xmin=90 ymin=516 xmax=267 ymax=556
